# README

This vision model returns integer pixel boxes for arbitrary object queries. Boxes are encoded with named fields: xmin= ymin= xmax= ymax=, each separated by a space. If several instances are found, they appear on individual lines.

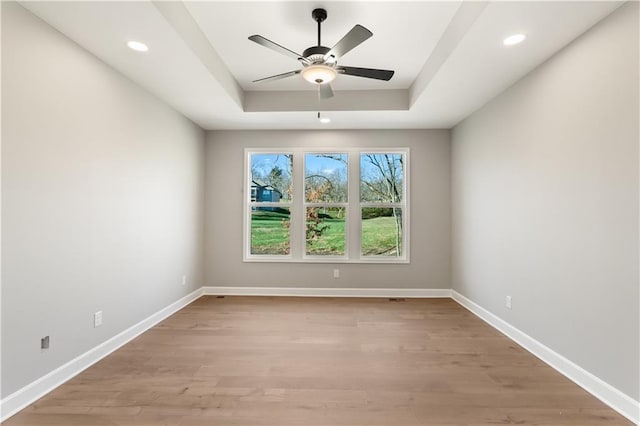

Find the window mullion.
xmin=348 ymin=150 xmax=360 ymax=260
xmin=290 ymin=150 xmax=304 ymax=260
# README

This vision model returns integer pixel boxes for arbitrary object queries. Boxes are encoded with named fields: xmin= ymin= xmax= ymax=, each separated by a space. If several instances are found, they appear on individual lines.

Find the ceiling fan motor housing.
xmin=301 ymin=46 xmax=337 ymax=84
xmin=302 ymin=46 xmax=331 ymax=63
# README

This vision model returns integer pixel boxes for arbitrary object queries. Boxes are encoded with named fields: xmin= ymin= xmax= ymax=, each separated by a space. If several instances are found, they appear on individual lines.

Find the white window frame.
xmin=303 ymin=151 xmax=350 ymax=261
xmin=244 ymin=147 xmax=409 ymax=263
xmin=358 ymin=149 xmax=408 ymax=262
xmin=244 ymin=150 xmax=294 ymax=261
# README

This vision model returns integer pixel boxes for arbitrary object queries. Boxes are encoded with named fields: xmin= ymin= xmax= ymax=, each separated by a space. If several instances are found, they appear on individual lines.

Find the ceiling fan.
xmin=248 ymin=8 xmax=395 ymax=99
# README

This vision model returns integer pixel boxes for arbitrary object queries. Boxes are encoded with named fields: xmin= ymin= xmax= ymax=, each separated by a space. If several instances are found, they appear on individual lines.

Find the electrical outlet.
xmin=41 ymin=336 xmax=50 ymax=350
xmin=506 ymin=296 xmax=512 ymax=309
xmin=182 ymin=275 xmax=187 ymax=286
xmin=94 ymin=311 xmax=103 ymax=327
xmin=333 ymin=269 xmax=340 ymax=278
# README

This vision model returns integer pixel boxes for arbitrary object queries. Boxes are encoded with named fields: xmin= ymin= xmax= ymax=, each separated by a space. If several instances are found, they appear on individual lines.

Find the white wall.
xmin=205 ymin=129 xmax=450 ymax=289
xmin=452 ymin=2 xmax=639 ymax=400
xmin=1 ymin=2 xmax=205 ymax=397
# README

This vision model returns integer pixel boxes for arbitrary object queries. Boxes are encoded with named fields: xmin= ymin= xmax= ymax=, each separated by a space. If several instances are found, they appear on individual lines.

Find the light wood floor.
xmin=4 ymin=296 xmax=632 ymax=425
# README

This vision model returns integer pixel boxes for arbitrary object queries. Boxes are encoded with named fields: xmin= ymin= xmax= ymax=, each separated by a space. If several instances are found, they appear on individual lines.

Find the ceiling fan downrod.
xmin=312 ymin=8 xmax=327 ymax=47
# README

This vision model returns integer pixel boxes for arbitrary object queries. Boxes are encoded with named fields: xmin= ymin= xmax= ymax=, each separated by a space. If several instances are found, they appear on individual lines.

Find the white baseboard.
xmin=2 ymin=287 xmax=636 ymax=425
xmin=203 ymin=286 xmax=452 ymax=298
xmin=0 ymin=288 xmax=204 ymax=423
xmin=451 ymin=290 xmax=639 ymax=425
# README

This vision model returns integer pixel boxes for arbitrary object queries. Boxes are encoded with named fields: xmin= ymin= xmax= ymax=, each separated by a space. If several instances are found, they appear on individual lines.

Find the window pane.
xmin=251 ymin=207 xmax=290 ymax=255
xmin=361 ymin=208 xmax=403 ymax=256
xmin=251 ymin=154 xmax=292 ymax=202
xmin=306 ymin=207 xmax=346 ymax=256
xmin=305 ymin=153 xmax=348 ymax=203
xmin=360 ymin=153 xmax=404 ymax=202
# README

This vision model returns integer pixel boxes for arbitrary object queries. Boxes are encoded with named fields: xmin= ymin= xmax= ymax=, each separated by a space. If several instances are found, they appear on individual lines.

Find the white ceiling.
xmin=186 ymin=1 xmax=459 ymax=92
xmin=20 ymin=1 xmax=623 ymax=130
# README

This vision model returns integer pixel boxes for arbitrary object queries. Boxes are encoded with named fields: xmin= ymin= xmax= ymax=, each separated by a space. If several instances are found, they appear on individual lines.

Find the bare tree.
xmin=361 ymin=154 xmax=404 ymax=255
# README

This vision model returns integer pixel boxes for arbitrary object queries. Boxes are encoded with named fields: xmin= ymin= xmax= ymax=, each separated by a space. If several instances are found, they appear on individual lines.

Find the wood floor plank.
xmin=3 ymin=296 xmax=632 ymax=425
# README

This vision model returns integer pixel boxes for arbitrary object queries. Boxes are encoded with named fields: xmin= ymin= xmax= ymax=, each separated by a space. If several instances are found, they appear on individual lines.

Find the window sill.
xmin=243 ymin=257 xmax=410 ymax=264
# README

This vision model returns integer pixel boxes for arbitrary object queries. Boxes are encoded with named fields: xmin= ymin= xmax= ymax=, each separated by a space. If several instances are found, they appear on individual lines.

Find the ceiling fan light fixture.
xmin=248 ymin=8 xmax=394 ymax=97
xmin=302 ymin=64 xmax=337 ymax=84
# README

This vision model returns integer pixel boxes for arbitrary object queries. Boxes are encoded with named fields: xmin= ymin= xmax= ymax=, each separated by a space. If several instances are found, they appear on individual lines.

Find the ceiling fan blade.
xmin=319 ymin=83 xmax=334 ymax=99
xmin=253 ymin=70 xmax=301 ymax=83
xmin=337 ymin=66 xmax=395 ymax=81
xmin=324 ymin=25 xmax=372 ymax=61
xmin=249 ymin=35 xmax=309 ymax=63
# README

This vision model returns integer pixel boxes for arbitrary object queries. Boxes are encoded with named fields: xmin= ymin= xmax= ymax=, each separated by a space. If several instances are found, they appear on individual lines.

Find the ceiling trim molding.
xmin=409 ymin=1 xmax=488 ymax=107
xmin=243 ymin=89 xmax=409 ymax=112
xmin=152 ymin=1 xmax=244 ymax=109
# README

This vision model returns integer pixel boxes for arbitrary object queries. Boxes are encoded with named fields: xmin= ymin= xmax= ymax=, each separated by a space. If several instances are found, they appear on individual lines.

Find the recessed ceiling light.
xmin=317 ymin=112 xmax=331 ymax=124
xmin=127 ymin=41 xmax=148 ymax=52
xmin=503 ymin=34 xmax=526 ymax=46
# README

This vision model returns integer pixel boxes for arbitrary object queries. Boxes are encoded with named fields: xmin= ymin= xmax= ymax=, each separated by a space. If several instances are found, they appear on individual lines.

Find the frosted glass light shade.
xmin=302 ymin=65 xmax=337 ymax=84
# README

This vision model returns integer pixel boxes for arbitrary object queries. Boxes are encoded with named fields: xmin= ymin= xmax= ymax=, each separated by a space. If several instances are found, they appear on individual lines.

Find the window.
xmin=305 ymin=153 xmax=348 ymax=257
xmin=247 ymin=153 xmax=292 ymax=256
xmin=360 ymin=153 xmax=405 ymax=257
xmin=245 ymin=148 xmax=408 ymax=263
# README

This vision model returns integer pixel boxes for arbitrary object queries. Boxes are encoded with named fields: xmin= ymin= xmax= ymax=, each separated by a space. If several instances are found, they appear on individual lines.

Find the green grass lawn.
xmin=306 ymin=217 xmax=346 ymax=255
xmin=251 ymin=209 xmax=401 ymax=257
xmin=251 ymin=210 xmax=290 ymax=255
xmin=361 ymin=216 xmax=402 ymax=256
